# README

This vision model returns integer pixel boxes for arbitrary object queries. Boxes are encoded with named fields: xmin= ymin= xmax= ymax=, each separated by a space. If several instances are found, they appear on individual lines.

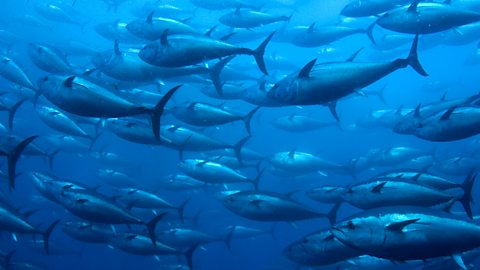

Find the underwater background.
xmin=1 ymin=0 xmax=480 ymax=270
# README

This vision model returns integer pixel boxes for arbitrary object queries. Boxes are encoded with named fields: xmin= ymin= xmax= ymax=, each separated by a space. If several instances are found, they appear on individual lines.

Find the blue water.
xmin=1 ymin=0 xmax=480 ymax=270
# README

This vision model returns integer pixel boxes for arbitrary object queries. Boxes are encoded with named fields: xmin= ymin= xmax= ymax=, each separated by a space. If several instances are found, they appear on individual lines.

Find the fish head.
xmin=138 ymin=42 xmax=162 ymax=64
xmin=340 ymin=1 xmax=363 ymax=17
xmin=91 ymin=50 xmax=117 ymax=70
xmin=283 ymin=234 xmax=320 ymax=264
xmin=267 ymin=74 xmax=298 ymax=104
xmin=125 ymin=20 xmax=143 ymax=36
xmin=393 ymin=116 xmax=422 ymax=134
xmin=37 ymin=75 xmax=61 ymax=97
xmin=331 ymin=216 xmax=385 ymax=252
xmin=221 ymin=192 xmax=245 ymax=209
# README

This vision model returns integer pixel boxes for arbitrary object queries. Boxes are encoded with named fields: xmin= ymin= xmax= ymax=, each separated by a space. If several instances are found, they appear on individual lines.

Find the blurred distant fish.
xmin=28 ymin=43 xmax=74 ymax=74
xmin=94 ymin=20 xmax=146 ymax=43
xmin=190 ymin=0 xmax=260 ymax=10
xmin=168 ymin=102 xmax=260 ymax=135
xmin=271 ymin=114 xmax=336 ymax=132
xmin=34 ymin=2 xmax=89 ymax=28
xmin=0 ymin=56 xmax=35 ymax=89
xmin=219 ymin=8 xmax=292 ymax=29
xmin=291 ymin=23 xmax=365 ymax=48
xmin=130 ymin=2 xmax=193 ymax=19
xmin=37 ymin=105 xmax=91 ymax=138
xmin=341 ymin=0 xmax=412 ymax=17
xmin=284 ymin=228 xmax=361 ymax=266
xmin=126 ymin=12 xmax=202 ymax=41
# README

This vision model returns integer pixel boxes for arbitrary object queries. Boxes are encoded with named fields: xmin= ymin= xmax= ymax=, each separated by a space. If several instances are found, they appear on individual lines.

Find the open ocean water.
xmin=1 ymin=0 xmax=480 ymax=269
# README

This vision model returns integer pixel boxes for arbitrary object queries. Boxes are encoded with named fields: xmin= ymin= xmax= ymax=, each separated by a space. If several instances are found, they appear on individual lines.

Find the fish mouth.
xmin=329 ymin=226 xmax=345 ymax=241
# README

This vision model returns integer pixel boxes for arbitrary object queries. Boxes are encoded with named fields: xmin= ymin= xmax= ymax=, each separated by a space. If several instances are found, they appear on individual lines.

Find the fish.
xmin=37 ymin=75 xmax=181 ymax=141
xmin=341 ymin=0 xmax=412 ymax=17
xmin=267 ymin=34 xmax=427 ymax=120
xmin=61 ymin=221 xmax=115 ymax=243
xmin=331 ymin=207 xmax=480 ymax=264
xmin=126 ymin=12 xmax=201 ymax=41
xmin=0 ymin=56 xmax=36 ymax=89
xmin=221 ymin=190 xmax=336 ymax=222
xmin=412 ymin=106 xmax=480 ymax=142
xmin=219 ymin=8 xmax=291 ymax=29
xmin=0 ymin=205 xmax=59 ymax=253
xmin=28 ymin=43 xmax=73 ymax=74
xmin=369 ymin=1 xmax=480 ymax=42
xmin=178 ymin=159 xmax=263 ymax=189
xmin=291 ymin=23 xmax=365 ymax=48
xmin=284 ymin=228 xmax=361 ymax=266
xmin=271 ymin=114 xmax=337 ymax=132
xmin=341 ymin=172 xmax=476 ymax=218
xmin=169 ymin=102 xmax=260 ymax=134
xmin=139 ymin=31 xmax=275 ymax=75
xmin=36 ymin=106 xmax=91 ymax=138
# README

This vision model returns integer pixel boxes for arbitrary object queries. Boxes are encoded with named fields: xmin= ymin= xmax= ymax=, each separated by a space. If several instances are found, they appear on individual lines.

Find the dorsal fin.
xmin=440 ymin=91 xmax=447 ymax=101
xmin=387 ymin=218 xmax=420 ymax=231
xmin=414 ymin=104 xmax=421 ymax=118
xmin=146 ymin=11 xmax=154 ymax=24
xmin=298 ymin=59 xmax=317 ymax=79
xmin=395 ymin=105 xmax=404 ymax=115
xmin=407 ymin=0 xmax=421 ymax=13
xmin=181 ymin=17 xmax=192 ymax=24
xmin=371 ymin=182 xmax=387 ymax=193
xmin=307 ymin=22 xmax=316 ymax=33
xmin=234 ymin=6 xmax=241 ymax=15
xmin=64 ymin=76 xmax=75 ymax=88
xmin=76 ymin=199 xmax=89 ymax=204
xmin=126 ymin=234 xmax=137 ymax=240
xmin=196 ymin=160 xmax=208 ymax=166
xmin=204 ymin=25 xmax=217 ymax=37
xmin=346 ymin=48 xmax=363 ymax=62
xmin=440 ymin=106 xmax=456 ymax=121
xmin=114 ymin=40 xmax=120 ymax=55
xmin=288 ymin=149 xmax=296 ymax=158
xmin=160 ymin=29 xmax=169 ymax=47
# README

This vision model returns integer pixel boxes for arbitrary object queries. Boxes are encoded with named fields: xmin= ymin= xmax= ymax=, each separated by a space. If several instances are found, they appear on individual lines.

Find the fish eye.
xmin=346 ymin=221 xmax=355 ymax=229
xmin=43 ymin=77 xmax=49 ymax=81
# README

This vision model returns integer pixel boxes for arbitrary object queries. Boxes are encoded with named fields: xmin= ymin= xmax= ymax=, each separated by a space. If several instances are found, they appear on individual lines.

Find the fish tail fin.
xmin=0 ymin=136 xmax=38 ymax=190
xmin=243 ymin=106 xmax=261 ymax=135
xmin=209 ymin=56 xmax=235 ymax=96
xmin=224 ymin=225 xmax=236 ymax=252
xmin=232 ymin=136 xmax=250 ymax=165
xmin=88 ymin=132 xmax=102 ymax=150
xmin=146 ymin=212 xmax=167 ymax=246
xmin=42 ymin=219 xmax=60 ymax=254
xmin=32 ymin=87 xmax=44 ymax=108
xmin=459 ymin=170 xmax=476 ymax=219
xmin=367 ymin=22 xmax=376 ymax=45
xmin=2 ymin=250 xmax=16 ymax=268
xmin=406 ymin=34 xmax=428 ymax=76
xmin=179 ymin=135 xmax=193 ymax=161
xmin=252 ymin=168 xmax=265 ymax=190
xmin=177 ymin=197 xmax=191 ymax=223
xmin=184 ymin=243 xmax=199 ymax=270
xmin=47 ymin=149 xmax=61 ymax=170
xmin=7 ymin=99 xmax=26 ymax=131
xmin=253 ymin=31 xmax=276 ymax=75
xmin=151 ymin=85 xmax=182 ymax=141
xmin=326 ymin=202 xmax=342 ymax=225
